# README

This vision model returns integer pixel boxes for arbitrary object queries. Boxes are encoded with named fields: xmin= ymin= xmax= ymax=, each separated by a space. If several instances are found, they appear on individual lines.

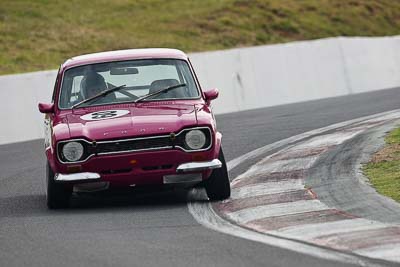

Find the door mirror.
xmin=204 ymin=88 xmax=219 ymax=103
xmin=38 ymin=103 xmax=54 ymax=114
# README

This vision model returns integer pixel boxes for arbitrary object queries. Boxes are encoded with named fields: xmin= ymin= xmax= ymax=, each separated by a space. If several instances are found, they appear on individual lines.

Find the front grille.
xmin=96 ymin=137 xmax=172 ymax=154
xmin=57 ymin=127 xmax=212 ymax=163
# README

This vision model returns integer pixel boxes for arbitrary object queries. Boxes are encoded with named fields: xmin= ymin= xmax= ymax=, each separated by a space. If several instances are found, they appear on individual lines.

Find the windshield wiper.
xmin=72 ymin=84 xmax=126 ymax=109
xmin=134 ymin=83 xmax=186 ymax=103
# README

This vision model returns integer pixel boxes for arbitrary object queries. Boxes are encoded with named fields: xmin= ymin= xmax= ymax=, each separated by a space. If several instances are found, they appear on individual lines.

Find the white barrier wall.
xmin=1 ymin=36 xmax=400 ymax=145
xmin=0 ymin=70 xmax=57 ymax=145
xmin=190 ymin=36 xmax=400 ymax=114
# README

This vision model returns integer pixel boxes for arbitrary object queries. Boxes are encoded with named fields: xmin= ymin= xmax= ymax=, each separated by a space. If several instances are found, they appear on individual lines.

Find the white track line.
xmin=271 ymin=218 xmax=389 ymax=240
xmin=292 ymin=130 xmax=363 ymax=150
xmin=253 ymin=156 xmax=318 ymax=174
xmin=356 ymin=243 xmax=400 ymax=262
xmin=226 ymin=200 xmax=328 ymax=224
xmin=230 ymin=180 xmax=304 ymax=200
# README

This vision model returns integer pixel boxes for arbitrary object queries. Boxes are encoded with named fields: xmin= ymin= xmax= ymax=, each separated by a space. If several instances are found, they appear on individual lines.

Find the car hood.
xmin=65 ymin=103 xmax=198 ymax=140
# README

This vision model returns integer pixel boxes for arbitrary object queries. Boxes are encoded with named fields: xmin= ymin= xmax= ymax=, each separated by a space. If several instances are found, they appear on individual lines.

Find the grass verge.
xmin=1 ymin=0 xmax=400 ymax=74
xmin=363 ymin=127 xmax=400 ymax=202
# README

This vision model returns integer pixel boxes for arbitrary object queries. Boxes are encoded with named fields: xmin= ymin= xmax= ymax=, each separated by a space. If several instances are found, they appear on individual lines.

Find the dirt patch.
xmin=369 ymin=143 xmax=400 ymax=163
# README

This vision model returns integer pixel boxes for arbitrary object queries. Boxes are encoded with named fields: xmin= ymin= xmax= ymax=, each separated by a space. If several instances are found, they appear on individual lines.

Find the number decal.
xmin=80 ymin=110 xmax=130 ymax=121
xmin=91 ymin=110 xmax=118 ymax=119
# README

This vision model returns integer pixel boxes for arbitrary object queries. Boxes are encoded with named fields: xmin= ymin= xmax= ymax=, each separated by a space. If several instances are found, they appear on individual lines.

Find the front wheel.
xmin=46 ymin=162 xmax=72 ymax=209
xmin=204 ymin=148 xmax=231 ymax=201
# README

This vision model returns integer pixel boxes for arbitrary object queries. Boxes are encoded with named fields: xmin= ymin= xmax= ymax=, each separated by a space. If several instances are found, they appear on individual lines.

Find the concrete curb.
xmin=308 ymin=123 xmax=400 ymax=223
xmin=188 ymin=110 xmax=400 ymax=265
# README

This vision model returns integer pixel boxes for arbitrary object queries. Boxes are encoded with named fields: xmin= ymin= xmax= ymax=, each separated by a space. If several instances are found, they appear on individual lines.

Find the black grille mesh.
xmin=96 ymin=137 xmax=172 ymax=154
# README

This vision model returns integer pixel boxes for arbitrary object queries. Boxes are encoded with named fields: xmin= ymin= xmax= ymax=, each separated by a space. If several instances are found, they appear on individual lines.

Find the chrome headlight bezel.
xmin=179 ymin=127 xmax=212 ymax=151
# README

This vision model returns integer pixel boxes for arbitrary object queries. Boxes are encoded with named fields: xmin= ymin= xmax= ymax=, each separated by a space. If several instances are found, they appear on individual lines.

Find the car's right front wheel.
xmin=204 ymin=148 xmax=231 ymax=201
xmin=46 ymin=162 xmax=72 ymax=209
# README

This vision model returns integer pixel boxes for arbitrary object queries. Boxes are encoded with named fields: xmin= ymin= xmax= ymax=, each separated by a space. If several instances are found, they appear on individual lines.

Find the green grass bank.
xmin=1 ymin=0 xmax=400 ymax=74
xmin=364 ymin=127 xmax=400 ymax=203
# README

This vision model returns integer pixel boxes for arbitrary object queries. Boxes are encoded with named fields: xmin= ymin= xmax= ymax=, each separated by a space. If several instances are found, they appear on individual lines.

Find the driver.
xmin=80 ymin=71 xmax=117 ymax=105
xmin=81 ymin=71 xmax=108 ymax=99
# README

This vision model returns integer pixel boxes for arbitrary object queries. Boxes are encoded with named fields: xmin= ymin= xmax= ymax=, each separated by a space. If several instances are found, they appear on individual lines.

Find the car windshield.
xmin=58 ymin=59 xmax=200 ymax=109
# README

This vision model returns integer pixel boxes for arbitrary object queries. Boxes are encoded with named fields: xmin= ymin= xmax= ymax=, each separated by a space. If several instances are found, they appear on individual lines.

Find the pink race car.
xmin=38 ymin=48 xmax=230 ymax=209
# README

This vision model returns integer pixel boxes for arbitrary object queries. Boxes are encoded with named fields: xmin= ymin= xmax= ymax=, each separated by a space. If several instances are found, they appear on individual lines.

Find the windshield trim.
xmin=68 ymin=96 xmax=202 ymax=111
xmin=57 ymin=58 xmax=201 ymax=110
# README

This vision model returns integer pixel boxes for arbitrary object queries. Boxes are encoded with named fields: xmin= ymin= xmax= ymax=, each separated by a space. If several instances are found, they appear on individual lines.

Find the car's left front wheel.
xmin=46 ymin=162 xmax=72 ymax=209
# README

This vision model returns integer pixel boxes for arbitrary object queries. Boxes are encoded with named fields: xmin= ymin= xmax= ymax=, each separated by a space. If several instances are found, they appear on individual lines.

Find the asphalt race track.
xmin=1 ymin=87 xmax=400 ymax=267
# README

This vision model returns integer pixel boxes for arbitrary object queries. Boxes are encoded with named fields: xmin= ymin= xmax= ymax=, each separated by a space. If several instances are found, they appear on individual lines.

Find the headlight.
xmin=62 ymin=141 xmax=84 ymax=162
xmin=185 ymin=129 xmax=206 ymax=150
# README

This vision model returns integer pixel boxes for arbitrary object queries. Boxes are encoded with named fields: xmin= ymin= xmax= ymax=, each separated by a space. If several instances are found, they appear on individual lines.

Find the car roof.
xmin=61 ymin=48 xmax=189 ymax=70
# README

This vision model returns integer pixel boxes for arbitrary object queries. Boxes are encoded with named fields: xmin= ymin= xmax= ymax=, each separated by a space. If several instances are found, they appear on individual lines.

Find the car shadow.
xmin=70 ymin=188 xmax=190 ymax=210
xmin=1 ymin=187 xmax=210 ymax=218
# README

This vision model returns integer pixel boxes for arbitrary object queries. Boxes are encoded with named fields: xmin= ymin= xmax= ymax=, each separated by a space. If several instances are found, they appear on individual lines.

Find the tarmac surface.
xmin=1 ymin=87 xmax=400 ymax=266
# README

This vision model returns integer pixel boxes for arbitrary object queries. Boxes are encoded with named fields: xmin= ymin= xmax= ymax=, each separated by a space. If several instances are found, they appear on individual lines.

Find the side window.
xmin=176 ymin=61 xmax=198 ymax=97
xmin=51 ymin=78 xmax=57 ymax=103
xmin=70 ymin=76 xmax=83 ymax=102
xmin=51 ymin=68 xmax=61 ymax=103
xmin=59 ymin=74 xmax=84 ymax=108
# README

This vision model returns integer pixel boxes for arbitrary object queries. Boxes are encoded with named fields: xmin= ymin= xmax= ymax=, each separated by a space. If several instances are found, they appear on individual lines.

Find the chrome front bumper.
xmin=164 ymin=159 xmax=221 ymax=184
xmin=176 ymin=159 xmax=222 ymax=173
xmin=55 ymin=172 xmax=101 ymax=182
xmin=55 ymin=159 xmax=222 ymax=185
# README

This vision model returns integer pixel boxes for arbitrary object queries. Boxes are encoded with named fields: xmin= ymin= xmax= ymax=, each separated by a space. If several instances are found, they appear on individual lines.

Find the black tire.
xmin=204 ymin=148 xmax=231 ymax=201
xmin=46 ymin=162 xmax=72 ymax=209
